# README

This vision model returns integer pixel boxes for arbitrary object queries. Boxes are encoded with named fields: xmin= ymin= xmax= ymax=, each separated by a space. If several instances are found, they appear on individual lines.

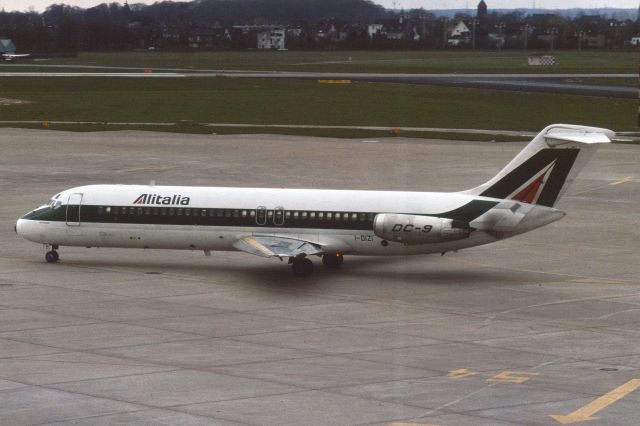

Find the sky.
xmin=0 ymin=0 xmax=636 ymax=14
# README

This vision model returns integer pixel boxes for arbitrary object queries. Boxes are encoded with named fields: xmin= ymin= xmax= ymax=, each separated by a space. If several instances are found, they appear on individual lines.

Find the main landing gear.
xmin=45 ymin=245 xmax=59 ymax=263
xmin=291 ymin=253 xmax=344 ymax=276
xmin=322 ymin=253 xmax=344 ymax=268
xmin=291 ymin=256 xmax=314 ymax=276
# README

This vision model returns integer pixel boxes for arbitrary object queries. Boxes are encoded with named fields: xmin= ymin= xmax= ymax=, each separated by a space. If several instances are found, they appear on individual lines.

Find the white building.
xmin=367 ymin=24 xmax=383 ymax=38
xmin=447 ymin=21 xmax=471 ymax=47
xmin=0 ymin=38 xmax=16 ymax=54
xmin=257 ymin=28 xmax=286 ymax=50
xmin=450 ymin=21 xmax=470 ymax=38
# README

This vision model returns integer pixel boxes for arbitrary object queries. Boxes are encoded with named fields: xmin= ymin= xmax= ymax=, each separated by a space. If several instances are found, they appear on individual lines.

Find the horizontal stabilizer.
xmin=544 ymin=129 xmax=612 ymax=146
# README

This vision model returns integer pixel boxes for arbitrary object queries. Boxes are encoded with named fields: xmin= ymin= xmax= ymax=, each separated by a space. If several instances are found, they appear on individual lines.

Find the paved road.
xmin=0 ymin=120 xmax=538 ymax=137
xmin=1 ymin=129 xmax=639 ymax=425
xmin=0 ymin=68 xmax=636 ymax=98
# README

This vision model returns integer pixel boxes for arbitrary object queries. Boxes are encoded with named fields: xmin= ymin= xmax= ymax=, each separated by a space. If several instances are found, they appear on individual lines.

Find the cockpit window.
xmin=48 ymin=198 xmax=62 ymax=209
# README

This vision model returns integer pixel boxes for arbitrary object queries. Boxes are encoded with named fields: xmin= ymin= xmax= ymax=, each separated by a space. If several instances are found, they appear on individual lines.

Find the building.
xmin=585 ymin=34 xmax=606 ymax=48
xmin=367 ymin=24 xmax=383 ymax=38
xmin=477 ymin=0 xmax=488 ymax=18
xmin=0 ymin=38 xmax=16 ymax=54
xmin=448 ymin=21 xmax=471 ymax=47
xmin=368 ymin=18 xmax=419 ymax=42
xmin=257 ymin=28 xmax=286 ymax=50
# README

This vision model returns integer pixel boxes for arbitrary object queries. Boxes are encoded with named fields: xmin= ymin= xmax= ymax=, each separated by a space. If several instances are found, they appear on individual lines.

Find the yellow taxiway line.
xmin=551 ymin=378 xmax=640 ymax=424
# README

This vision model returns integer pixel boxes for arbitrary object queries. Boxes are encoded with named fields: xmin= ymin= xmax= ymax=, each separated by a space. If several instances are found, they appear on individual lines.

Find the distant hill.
xmin=422 ymin=8 xmax=637 ymax=20
xmin=134 ymin=0 xmax=386 ymax=24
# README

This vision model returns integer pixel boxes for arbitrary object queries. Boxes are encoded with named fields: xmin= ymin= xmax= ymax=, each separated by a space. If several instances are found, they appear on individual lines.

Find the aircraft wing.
xmin=232 ymin=234 xmax=324 ymax=259
xmin=2 ymin=53 xmax=30 ymax=58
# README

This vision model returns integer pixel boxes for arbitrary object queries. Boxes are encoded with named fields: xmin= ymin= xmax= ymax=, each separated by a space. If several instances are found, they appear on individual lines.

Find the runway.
xmin=0 ymin=67 xmax=636 ymax=98
xmin=1 ymin=128 xmax=639 ymax=425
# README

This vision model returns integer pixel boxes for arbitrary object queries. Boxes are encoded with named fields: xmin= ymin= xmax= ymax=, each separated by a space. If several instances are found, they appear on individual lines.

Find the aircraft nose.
xmin=15 ymin=219 xmax=24 ymax=236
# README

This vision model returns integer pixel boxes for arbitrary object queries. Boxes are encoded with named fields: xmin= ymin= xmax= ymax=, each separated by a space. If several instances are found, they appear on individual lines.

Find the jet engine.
xmin=373 ymin=214 xmax=471 ymax=245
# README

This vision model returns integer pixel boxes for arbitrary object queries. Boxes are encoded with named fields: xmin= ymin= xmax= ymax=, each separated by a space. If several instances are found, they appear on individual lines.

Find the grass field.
xmin=8 ymin=50 xmax=638 ymax=74
xmin=0 ymin=77 xmax=635 ymax=137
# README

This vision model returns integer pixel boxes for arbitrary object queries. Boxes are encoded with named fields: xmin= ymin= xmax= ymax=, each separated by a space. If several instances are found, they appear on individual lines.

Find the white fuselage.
xmin=16 ymin=184 xmax=564 ymax=257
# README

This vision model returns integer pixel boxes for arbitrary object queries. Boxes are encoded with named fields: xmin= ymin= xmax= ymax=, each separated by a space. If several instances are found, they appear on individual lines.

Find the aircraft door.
xmin=66 ymin=193 xmax=83 ymax=226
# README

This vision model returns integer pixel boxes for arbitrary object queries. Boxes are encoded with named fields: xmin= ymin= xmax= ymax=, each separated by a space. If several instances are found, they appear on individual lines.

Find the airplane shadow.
xmin=56 ymin=253 xmax=529 ymax=290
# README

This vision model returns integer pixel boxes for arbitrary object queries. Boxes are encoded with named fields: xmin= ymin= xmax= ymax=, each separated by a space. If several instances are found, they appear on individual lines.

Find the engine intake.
xmin=373 ymin=214 xmax=471 ymax=245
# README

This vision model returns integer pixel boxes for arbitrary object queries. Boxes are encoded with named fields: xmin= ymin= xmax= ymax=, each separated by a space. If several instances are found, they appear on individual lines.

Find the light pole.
xmin=440 ymin=16 xmax=448 ymax=49
xmin=608 ymin=21 xmax=620 ymax=49
xmin=520 ymin=23 xmax=532 ymax=50
xmin=546 ymin=26 xmax=558 ymax=51
xmin=471 ymin=18 xmax=479 ymax=49
xmin=574 ymin=30 xmax=585 ymax=51
xmin=495 ymin=22 xmax=505 ymax=49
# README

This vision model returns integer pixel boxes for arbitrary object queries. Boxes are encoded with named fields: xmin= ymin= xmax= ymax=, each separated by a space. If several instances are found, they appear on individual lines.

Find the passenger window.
xmin=202 ymin=209 xmax=207 ymax=217
xmin=359 ymin=213 xmax=366 ymax=221
xmin=344 ymin=213 xmax=349 ymax=221
xmin=97 ymin=206 xmax=104 ymax=215
xmin=327 ymin=212 xmax=333 ymax=220
xmin=224 ymin=210 xmax=231 ymax=218
xmin=274 ymin=208 xmax=284 ymax=225
xmin=318 ymin=212 xmax=324 ymax=220
xmin=233 ymin=209 xmax=239 ymax=218
xmin=193 ymin=209 xmax=198 ymax=217
xmin=334 ymin=213 xmax=340 ymax=220
xmin=177 ymin=208 xmax=183 ymax=216
xmin=185 ymin=209 xmax=191 ymax=216
xmin=284 ymin=211 xmax=291 ymax=219
xmin=161 ymin=208 xmax=167 ymax=216
xmin=310 ymin=212 xmax=316 ymax=219
xmin=249 ymin=210 xmax=256 ymax=218
xmin=129 ymin=207 xmax=135 ymax=215
xmin=256 ymin=207 xmax=266 ymax=225
xmin=137 ymin=207 xmax=143 ymax=216
xmin=352 ymin=213 xmax=358 ymax=220
xmin=145 ymin=208 xmax=151 ymax=215
xmin=169 ymin=208 xmax=175 ymax=216
xmin=293 ymin=211 xmax=299 ymax=219
xmin=241 ymin=210 xmax=247 ymax=218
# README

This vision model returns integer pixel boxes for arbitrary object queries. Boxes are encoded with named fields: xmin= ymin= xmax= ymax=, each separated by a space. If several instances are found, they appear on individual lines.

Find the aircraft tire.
xmin=292 ymin=257 xmax=313 ymax=276
xmin=45 ymin=251 xmax=59 ymax=263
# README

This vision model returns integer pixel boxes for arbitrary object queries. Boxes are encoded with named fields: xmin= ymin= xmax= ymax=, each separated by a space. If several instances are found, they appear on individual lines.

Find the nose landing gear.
xmin=45 ymin=245 xmax=59 ymax=263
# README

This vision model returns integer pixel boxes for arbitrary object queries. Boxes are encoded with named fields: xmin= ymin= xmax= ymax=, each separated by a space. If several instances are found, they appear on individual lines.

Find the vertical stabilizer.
xmin=463 ymin=124 xmax=613 ymax=207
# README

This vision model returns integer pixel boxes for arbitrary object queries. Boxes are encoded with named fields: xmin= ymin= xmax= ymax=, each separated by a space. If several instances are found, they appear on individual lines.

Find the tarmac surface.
xmin=1 ymin=128 xmax=639 ymax=426
xmin=0 ymin=67 xmax=636 ymax=98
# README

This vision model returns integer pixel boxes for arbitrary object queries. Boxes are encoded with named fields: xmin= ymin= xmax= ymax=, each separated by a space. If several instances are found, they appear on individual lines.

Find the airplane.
xmin=15 ymin=124 xmax=613 ymax=276
xmin=2 ymin=53 xmax=30 ymax=61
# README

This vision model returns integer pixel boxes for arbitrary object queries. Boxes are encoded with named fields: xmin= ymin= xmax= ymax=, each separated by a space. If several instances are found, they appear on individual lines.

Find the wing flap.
xmin=233 ymin=235 xmax=324 ymax=258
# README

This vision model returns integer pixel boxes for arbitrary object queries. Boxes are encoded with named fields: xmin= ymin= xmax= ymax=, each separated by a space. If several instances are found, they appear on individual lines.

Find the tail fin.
xmin=463 ymin=124 xmax=613 ymax=207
